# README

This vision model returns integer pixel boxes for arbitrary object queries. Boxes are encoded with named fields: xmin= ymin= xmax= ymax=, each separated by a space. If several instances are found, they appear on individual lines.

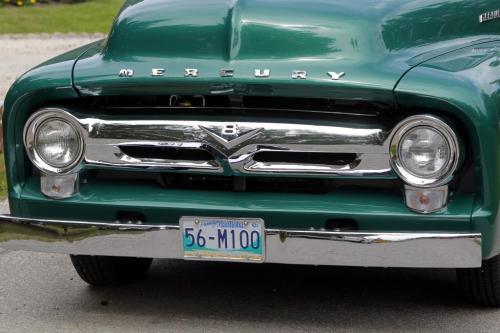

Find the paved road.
xmin=1 ymin=251 xmax=500 ymax=333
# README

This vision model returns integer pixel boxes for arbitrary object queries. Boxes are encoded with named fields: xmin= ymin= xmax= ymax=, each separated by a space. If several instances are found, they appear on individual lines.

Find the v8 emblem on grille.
xmin=221 ymin=123 xmax=239 ymax=136
xmin=199 ymin=123 xmax=263 ymax=150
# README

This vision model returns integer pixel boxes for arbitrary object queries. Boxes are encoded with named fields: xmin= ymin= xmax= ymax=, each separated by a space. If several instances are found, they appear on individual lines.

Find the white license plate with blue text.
xmin=180 ymin=217 xmax=265 ymax=262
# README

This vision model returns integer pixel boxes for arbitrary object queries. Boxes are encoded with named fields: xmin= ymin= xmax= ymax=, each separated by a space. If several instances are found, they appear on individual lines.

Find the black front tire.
xmin=457 ymin=255 xmax=500 ymax=306
xmin=70 ymin=255 xmax=153 ymax=286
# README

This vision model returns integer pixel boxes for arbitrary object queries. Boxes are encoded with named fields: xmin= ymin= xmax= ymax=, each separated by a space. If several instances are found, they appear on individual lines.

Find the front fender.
xmin=2 ymin=41 xmax=101 ymax=212
xmin=395 ymin=40 xmax=500 ymax=258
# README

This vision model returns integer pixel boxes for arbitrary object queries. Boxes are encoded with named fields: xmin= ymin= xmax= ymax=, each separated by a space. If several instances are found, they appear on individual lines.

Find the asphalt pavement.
xmin=1 ymin=251 xmax=500 ymax=333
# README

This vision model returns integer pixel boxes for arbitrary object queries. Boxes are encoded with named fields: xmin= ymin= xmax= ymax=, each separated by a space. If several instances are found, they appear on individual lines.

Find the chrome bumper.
xmin=0 ymin=214 xmax=482 ymax=268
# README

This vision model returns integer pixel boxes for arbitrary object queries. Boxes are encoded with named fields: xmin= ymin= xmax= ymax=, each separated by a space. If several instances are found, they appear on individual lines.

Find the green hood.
xmin=73 ymin=0 xmax=500 ymax=101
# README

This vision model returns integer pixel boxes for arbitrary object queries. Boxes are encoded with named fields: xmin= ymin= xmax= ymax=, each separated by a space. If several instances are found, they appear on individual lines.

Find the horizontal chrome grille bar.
xmin=39 ymin=109 xmax=394 ymax=177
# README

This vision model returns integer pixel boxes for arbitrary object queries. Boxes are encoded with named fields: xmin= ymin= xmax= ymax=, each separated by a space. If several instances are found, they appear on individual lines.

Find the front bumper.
xmin=0 ymin=214 xmax=481 ymax=268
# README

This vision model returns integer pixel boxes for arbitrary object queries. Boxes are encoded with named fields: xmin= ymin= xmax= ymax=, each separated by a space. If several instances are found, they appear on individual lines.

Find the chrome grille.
xmin=51 ymin=109 xmax=393 ymax=177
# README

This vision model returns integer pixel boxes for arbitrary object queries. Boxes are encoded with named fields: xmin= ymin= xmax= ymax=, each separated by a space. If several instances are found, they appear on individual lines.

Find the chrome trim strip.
xmin=0 ymin=215 xmax=481 ymax=268
xmin=23 ymin=108 xmax=392 ymax=177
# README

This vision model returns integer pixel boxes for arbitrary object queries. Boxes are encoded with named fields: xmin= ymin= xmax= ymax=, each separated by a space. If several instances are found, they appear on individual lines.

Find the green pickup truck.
xmin=1 ymin=0 xmax=499 ymax=306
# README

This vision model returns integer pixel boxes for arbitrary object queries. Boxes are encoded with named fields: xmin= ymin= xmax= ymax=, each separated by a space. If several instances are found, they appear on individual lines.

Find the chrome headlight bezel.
xmin=389 ymin=115 xmax=460 ymax=188
xmin=24 ymin=109 xmax=85 ymax=175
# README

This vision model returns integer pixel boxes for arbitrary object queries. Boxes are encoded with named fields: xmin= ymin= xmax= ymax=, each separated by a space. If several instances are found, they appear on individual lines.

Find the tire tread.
xmin=70 ymin=255 xmax=152 ymax=286
xmin=457 ymin=255 xmax=500 ymax=306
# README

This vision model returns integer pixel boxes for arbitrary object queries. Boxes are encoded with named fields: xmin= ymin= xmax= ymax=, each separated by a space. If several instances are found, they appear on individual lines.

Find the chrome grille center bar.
xmin=73 ymin=110 xmax=392 ymax=177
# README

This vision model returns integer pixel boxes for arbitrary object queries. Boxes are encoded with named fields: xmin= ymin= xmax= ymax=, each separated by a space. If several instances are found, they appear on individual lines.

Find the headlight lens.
xmin=398 ymin=127 xmax=450 ymax=178
xmin=24 ymin=109 xmax=84 ymax=174
xmin=390 ymin=115 xmax=459 ymax=187
xmin=35 ymin=119 xmax=82 ymax=168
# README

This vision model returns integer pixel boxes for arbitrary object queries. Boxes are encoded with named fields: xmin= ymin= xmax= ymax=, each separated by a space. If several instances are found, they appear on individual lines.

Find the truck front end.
xmin=1 ymin=0 xmax=499 ymax=305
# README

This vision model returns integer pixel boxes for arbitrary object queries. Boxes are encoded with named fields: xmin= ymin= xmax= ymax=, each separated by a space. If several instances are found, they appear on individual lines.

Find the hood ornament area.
xmin=119 ymin=68 xmax=346 ymax=81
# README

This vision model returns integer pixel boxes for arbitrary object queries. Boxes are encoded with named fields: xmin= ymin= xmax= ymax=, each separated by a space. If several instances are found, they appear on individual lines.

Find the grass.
xmin=0 ymin=0 xmax=124 ymax=34
xmin=0 ymin=153 xmax=6 ymax=198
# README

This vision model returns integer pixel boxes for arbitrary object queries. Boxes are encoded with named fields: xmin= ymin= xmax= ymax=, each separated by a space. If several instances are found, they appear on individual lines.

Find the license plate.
xmin=180 ymin=217 xmax=265 ymax=262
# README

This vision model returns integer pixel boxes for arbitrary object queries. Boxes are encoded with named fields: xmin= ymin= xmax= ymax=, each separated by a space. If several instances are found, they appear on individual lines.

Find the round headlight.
xmin=24 ymin=109 xmax=84 ymax=174
xmin=35 ymin=119 xmax=82 ymax=168
xmin=390 ymin=115 xmax=459 ymax=187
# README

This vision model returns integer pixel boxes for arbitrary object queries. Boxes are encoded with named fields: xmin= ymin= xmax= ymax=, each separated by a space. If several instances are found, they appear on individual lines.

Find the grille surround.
xmin=26 ymin=107 xmax=394 ymax=178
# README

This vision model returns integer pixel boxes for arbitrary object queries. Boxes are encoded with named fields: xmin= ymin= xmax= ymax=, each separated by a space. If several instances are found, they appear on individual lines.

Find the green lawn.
xmin=0 ymin=0 xmax=124 ymax=34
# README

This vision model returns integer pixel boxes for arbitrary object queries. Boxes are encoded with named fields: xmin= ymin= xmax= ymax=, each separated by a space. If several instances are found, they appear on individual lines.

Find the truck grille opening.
xmin=253 ymin=151 xmax=358 ymax=166
xmin=82 ymin=94 xmax=389 ymax=117
xmin=119 ymin=146 xmax=214 ymax=161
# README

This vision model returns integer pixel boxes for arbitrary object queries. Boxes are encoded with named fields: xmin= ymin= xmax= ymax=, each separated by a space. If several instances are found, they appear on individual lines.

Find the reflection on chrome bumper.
xmin=0 ymin=214 xmax=481 ymax=268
